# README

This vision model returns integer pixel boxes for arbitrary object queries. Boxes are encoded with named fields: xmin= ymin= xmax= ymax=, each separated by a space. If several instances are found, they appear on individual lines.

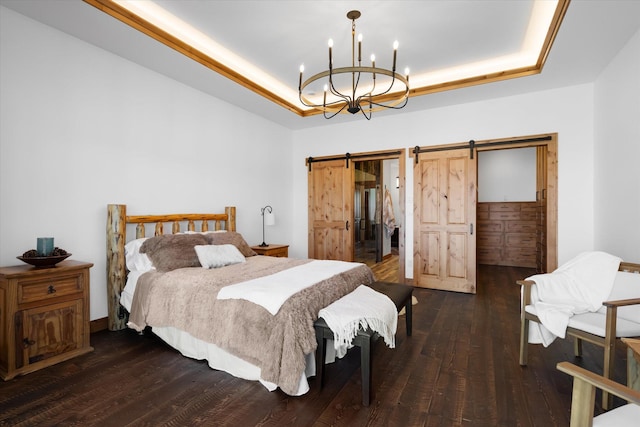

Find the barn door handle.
xmin=346 ymin=220 xmax=350 ymax=231
xmin=470 ymin=223 xmax=474 ymax=235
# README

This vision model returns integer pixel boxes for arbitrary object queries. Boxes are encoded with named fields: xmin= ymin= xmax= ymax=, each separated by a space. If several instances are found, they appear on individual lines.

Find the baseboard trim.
xmin=90 ymin=317 xmax=109 ymax=333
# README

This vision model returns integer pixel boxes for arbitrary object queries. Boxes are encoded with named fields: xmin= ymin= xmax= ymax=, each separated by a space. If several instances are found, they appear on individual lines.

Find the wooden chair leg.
xmin=574 ymin=337 xmax=583 ymax=357
xmin=519 ymin=317 xmax=529 ymax=366
xmin=602 ymin=335 xmax=616 ymax=410
xmin=568 ymin=375 xmax=597 ymax=427
xmin=601 ymin=307 xmax=618 ymax=410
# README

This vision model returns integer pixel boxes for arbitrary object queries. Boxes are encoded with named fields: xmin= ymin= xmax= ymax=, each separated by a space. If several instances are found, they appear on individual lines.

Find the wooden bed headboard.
xmin=106 ymin=204 xmax=237 ymax=330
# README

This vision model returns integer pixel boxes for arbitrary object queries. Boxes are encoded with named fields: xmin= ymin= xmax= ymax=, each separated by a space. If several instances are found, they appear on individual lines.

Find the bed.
xmin=105 ymin=204 xmax=377 ymax=396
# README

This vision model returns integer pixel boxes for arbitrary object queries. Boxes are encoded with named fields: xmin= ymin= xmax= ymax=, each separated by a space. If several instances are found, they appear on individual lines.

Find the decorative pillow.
xmin=139 ymin=233 xmax=209 ymax=272
xmin=124 ymin=238 xmax=154 ymax=272
xmin=204 ymin=231 xmax=257 ymax=257
xmin=194 ymin=244 xmax=246 ymax=269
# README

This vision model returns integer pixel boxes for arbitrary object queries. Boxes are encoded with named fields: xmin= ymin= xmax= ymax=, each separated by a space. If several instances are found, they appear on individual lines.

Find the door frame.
xmin=475 ymin=134 xmax=558 ymax=272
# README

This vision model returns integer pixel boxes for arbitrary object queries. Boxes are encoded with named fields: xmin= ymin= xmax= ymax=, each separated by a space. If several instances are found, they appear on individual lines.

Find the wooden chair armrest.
xmin=517 ymin=280 xmax=536 ymax=307
xmin=516 ymin=279 xmax=535 ymax=287
xmin=620 ymin=262 xmax=640 ymax=274
xmin=603 ymin=297 xmax=640 ymax=308
xmin=557 ymin=361 xmax=640 ymax=404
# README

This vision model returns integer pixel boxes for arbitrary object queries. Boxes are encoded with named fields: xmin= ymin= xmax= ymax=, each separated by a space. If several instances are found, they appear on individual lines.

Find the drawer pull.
xmin=23 ymin=338 xmax=36 ymax=348
xmin=47 ymin=285 xmax=57 ymax=294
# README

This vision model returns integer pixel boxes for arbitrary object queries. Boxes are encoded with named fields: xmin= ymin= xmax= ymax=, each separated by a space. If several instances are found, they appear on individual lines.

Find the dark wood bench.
xmin=314 ymin=281 xmax=413 ymax=406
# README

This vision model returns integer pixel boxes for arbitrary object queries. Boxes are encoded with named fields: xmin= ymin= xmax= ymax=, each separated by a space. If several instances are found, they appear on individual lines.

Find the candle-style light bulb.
xmin=405 ymin=67 xmax=410 ymax=83
xmin=371 ymin=54 xmax=376 ymax=79
xmin=392 ymin=40 xmax=398 ymax=71
xmin=299 ymin=64 xmax=304 ymax=89
xmin=358 ymin=33 xmax=363 ymax=63
xmin=323 ymin=84 xmax=328 ymax=107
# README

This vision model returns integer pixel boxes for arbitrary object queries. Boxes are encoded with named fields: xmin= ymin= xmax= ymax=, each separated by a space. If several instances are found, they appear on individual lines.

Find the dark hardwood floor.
xmin=0 ymin=265 xmax=628 ymax=426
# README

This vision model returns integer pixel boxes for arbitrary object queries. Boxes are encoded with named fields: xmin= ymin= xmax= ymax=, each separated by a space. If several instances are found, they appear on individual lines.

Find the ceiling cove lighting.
xmin=298 ymin=10 xmax=410 ymax=120
xmin=110 ymin=0 xmax=297 ymax=102
xmin=87 ymin=0 xmax=567 ymax=118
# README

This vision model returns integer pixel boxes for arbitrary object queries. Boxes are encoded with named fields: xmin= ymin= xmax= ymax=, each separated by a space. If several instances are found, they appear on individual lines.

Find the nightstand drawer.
xmin=18 ymin=274 xmax=83 ymax=304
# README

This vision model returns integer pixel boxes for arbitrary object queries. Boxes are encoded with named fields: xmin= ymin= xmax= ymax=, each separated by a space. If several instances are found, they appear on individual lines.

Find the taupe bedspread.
xmin=128 ymin=256 xmax=375 ymax=395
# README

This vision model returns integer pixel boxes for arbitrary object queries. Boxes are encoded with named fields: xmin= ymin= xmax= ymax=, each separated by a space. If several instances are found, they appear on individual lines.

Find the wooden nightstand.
xmin=251 ymin=244 xmax=289 ymax=257
xmin=0 ymin=260 xmax=94 ymax=380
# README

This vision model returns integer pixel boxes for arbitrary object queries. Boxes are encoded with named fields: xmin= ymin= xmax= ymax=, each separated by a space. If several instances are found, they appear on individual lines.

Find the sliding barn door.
xmin=414 ymin=148 xmax=477 ymax=293
xmin=308 ymin=159 xmax=354 ymax=261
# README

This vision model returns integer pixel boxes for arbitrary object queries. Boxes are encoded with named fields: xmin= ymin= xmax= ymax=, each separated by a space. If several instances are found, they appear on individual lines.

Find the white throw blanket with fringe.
xmin=318 ymin=285 xmax=397 ymax=358
xmin=217 ymin=260 xmax=360 ymax=315
xmin=525 ymin=251 xmax=621 ymax=346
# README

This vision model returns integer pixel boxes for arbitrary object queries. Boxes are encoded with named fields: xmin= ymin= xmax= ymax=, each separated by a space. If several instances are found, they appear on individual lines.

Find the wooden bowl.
xmin=17 ymin=254 xmax=71 ymax=268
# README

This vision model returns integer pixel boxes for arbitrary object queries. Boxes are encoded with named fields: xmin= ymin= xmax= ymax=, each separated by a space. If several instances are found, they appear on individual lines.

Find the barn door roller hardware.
xmin=413 ymin=136 xmax=552 ymax=164
xmin=306 ymin=150 xmax=402 ymax=171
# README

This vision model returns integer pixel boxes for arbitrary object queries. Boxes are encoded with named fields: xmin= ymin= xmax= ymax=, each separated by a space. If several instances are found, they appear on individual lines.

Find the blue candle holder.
xmin=37 ymin=237 xmax=54 ymax=256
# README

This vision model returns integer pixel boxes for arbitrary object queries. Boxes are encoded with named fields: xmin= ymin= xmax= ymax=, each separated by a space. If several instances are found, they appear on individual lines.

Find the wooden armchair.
xmin=518 ymin=262 xmax=640 ymax=409
xmin=557 ymin=362 xmax=640 ymax=426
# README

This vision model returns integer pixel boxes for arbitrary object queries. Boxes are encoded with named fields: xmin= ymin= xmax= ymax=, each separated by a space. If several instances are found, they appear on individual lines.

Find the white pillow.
xmin=125 ymin=238 xmax=155 ymax=272
xmin=194 ymin=244 xmax=246 ymax=269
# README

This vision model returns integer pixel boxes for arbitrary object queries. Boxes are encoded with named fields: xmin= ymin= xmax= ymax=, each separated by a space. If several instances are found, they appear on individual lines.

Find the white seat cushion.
xmin=524 ymin=306 xmax=640 ymax=338
xmin=568 ymin=312 xmax=640 ymax=337
xmin=593 ymin=403 xmax=640 ymax=427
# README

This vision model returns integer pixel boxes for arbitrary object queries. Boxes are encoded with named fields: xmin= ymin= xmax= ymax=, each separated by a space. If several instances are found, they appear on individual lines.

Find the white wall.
xmin=0 ymin=8 xmax=294 ymax=320
xmin=3 ymin=7 xmax=636 ymax=322
xmin=478 ymin=148 xmax=537 ymax=202
xmin=594 ymin=28 xmax=640 ymax=262
xmin=292 ymin=84 xmax=596 ymax=275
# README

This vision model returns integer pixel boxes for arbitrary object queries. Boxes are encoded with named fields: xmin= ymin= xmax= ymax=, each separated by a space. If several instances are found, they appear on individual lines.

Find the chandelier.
xmin=298 ymin=10 xmax=410 ymax=120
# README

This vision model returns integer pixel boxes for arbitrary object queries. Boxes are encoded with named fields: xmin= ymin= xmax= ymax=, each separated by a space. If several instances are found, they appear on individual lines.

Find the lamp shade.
xmin=265 ymin=211 xmax=275 ymax=226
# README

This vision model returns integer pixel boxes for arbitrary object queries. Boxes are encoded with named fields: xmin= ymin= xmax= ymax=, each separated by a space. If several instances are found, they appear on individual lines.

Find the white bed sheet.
xmin=120 ymin=271 xmax=328 ymax=396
